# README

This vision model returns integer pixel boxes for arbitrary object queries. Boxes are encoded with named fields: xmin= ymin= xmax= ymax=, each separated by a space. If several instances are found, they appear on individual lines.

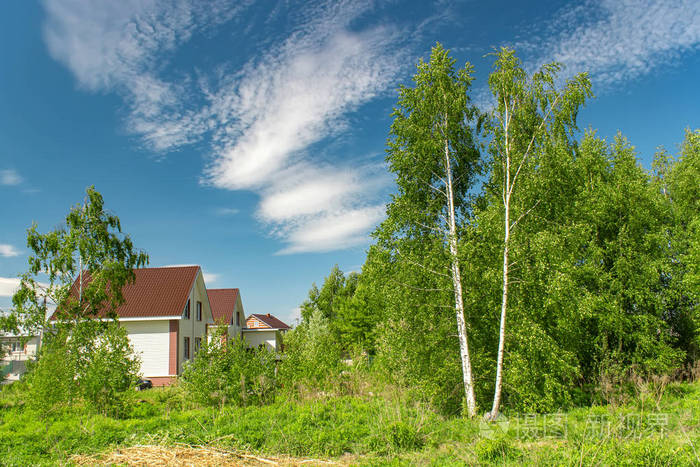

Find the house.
xmin=51 ymin=265 xmax=215 ymax=386
xmin=206 ymin=288 xmax=245 ymax=340
xmin=1 ymin=332 xmax=40 ymax=383
xmin=242 ymin=313 xmax=291 ymax=352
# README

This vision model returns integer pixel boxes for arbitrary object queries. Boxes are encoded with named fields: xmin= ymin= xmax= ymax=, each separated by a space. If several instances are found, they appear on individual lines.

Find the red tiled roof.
xmin=50 ymin=266 xmax=200 ymax=319
xmin=207 ymin=288 xmax=239 ymax=324
xmin=248 ymin=313 xmax=290 ymax=330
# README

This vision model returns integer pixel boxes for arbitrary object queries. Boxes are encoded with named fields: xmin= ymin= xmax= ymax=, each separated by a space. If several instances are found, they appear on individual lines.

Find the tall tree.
xmin=1 ymin=186 xmax=148 ymax=412
xmin=375 ymin=43 xmax=482 ymax=417
xmin=485 ymin=48 xmax=591 ymax=419
xmin=3 ymin=186 xmax=148 ymax=336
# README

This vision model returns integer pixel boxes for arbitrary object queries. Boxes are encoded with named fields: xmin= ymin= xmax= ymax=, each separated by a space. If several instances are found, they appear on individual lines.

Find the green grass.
xmin=1 ymin=381 xmax=699 ymax=465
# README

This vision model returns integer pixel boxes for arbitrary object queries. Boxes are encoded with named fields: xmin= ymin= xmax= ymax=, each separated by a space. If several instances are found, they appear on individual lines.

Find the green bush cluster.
xmin=181 ymin=330 xmax=276 ymax=409
xmin=23 ymin=321 xmax=140 ymax=418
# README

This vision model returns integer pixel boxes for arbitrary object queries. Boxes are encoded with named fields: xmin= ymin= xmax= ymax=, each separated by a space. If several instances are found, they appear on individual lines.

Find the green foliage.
xmin=2 ymin=186 xmax=148 ymax=337
xmin=25 ymin=321 xmax=140 ymax=418
xmin=370 ymin=43 xmax=482 ymax=415
xmin=23 ymin=332 xmax=76 ymax=415
xmin=2 ymin=379 xmax=700 ymax=465
xmin=181 ymin=329 xmax=276 ymax=408
xmin=294 ymin=48 xmax=699 ymax=417
xmin=474 ymin=437 xmax=521 ymax=462
xmin=278 ymin=308 xmax=343 ymax=395
xmin=71 ymin=321 xmax=141 ymax=417
xmin=2 ymin=186 xmax=147 ymax=415
xmin=664 ymin=129 xmax=700 ymax=359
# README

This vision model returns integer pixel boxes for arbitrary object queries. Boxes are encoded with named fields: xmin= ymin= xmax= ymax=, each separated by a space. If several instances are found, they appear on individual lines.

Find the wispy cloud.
xmin=42 ymin=0 xmax=402 ymax=254
xmin=0 ymin=244 xmax=20 ymax=258
xmin=519 ymin=0 xmax=700 ymax=88
xmin=277 ymin=205 xmax=386 ymax=255
xmin=195 ymin=2 xmax=403 ymax=253
xmin=0 ymin=169 xmax=22 ymax=186
xmin=43 ymin=0 xmax=248 ymax=151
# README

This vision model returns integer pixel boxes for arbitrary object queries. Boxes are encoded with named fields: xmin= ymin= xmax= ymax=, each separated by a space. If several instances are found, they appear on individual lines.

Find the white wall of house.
xmin=179 ymin=270 xmax=212 ymax=373
xmin=122 ymin=320 xmax=170 ymax=377
xmin=1 ymin=335 xmax=40 ymax=382
xmin=242 ymin=329 xmax=278 ymax=351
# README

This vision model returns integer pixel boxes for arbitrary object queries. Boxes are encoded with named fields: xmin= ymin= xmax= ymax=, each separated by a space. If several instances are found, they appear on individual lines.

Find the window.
xmin=194 ymin=337 xmax=201 ymax=354
xmin=184 ymin=299 xmax=190 ymax=319
xmin=183 ymin=337 xmax=190 ymax=360
xmin=236 ymin=311 xmax=240 ymax=326
xmin=11 ymin=341 xmax=22 ymax=352
xmin=196 ymin=301 xmax=202 ymax=321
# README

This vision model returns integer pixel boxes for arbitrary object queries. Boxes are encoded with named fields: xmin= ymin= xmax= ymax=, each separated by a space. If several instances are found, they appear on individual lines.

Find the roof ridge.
xmin=143 ymin=265 xmax=201 ymax=270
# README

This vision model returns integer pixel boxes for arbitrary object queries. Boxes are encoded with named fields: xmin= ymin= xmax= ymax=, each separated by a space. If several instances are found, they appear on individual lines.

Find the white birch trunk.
xmin=444 ymin=132 xmax=477 ymax=418
xmin=490 ymin=102 xmax=512 ymax=420
xmin=490 ymin=191 xmax=510 ymax=419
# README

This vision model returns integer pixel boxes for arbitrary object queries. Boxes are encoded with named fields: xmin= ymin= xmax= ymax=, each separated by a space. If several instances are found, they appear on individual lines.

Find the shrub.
xmin=23 ymin=331 xmax=76 ymax=415
xmin=73 ymin=321 xmax=141 ymax=417
xmin=181 ymin=330 xmax=276 ymax=408
xmin=278 ymin=309 xmax=343 ymax=396
xmin=474 ymin=437 xmax=521 ymax=462
xmin=24 ymin=321 xmax=140 ymax=418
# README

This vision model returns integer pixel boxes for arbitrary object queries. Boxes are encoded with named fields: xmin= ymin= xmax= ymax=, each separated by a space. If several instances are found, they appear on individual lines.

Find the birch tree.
xmin=2 ymin=186 xmax=148 ymax=336
xmin=1 ymin=186 xmax=148 ymax=413
xmin=375 ymin=43 xmax=482 ymax=417
xmin=485 ymin=48 xmax=591 ymax=419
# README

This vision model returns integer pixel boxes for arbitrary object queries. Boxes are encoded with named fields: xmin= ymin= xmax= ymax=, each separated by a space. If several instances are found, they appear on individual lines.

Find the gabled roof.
xmin=207 ymin=288 xmax=239 ymax=324
xmin=248 ymin=313 xmax=291 ymax=330
xmin=50 ymin=266 xmax=200 ymax=319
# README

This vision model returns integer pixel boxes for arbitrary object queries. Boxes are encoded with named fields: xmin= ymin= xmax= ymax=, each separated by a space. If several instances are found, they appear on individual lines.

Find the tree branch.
xmin=509 ymin=91 xmax=562 ymax=196
xmin=510 ymin=199 xmax=541 ymax=231
xmin=396 ymin=248 xmax=450 ymax=278
xmin=415 ymin=220 xmax=449 ymax=236
xmin=388 ymin=278 xmax=449 ymax=293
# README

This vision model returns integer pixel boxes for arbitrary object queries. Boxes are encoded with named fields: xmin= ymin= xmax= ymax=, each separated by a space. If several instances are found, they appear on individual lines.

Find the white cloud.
xmin=0 ymin=244 xmax=20 ymax=258
xmin=204 ymin=25 xmax=403 ymax=190
xmin=277 ymin=205 xmax=386 ymax=255
xmin=198 ymin=5 xmax=401 ymax=253
xmin=42 ymin=0 xmax=246 ymax=151
xmin=520 ymin=0 xmax=700 ymax=88
xmin=0 ymin=278 xmax=20 ymax=297
xmin=0 ymin=170 xmax=22 ymax=186
xmin=202 ymin=272 xmax=220 ymax=285
xmin=42 ymin=0 xmax=399 ymax=254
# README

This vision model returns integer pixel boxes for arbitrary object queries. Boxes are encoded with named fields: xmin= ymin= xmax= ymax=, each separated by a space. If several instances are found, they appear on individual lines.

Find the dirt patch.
xmin=71 ymin=444 xmax=341 ymax=466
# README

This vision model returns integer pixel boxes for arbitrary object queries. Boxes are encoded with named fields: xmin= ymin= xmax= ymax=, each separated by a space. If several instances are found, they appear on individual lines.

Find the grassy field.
xmin=1 ymin=380 xmax=699 ymax=465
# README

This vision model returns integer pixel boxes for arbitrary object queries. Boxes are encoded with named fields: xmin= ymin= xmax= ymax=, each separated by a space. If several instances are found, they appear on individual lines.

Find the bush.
xmin=23 ymin=331 xmax=76 ymax=415
xmin=474 ymin=437 xmax=521 ymax=462
xmin=181 ymin=330 xmax=276 ymax=408
xmin=278 ymin=309 xmax=343 ymax=396
xmin=73 ymin=321 xmax=141 ymax=417
xmin=24 ymin=321 xmax=141 ymax=418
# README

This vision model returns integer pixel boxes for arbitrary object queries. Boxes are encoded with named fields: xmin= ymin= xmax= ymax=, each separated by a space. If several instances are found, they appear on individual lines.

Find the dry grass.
xmin=71 ymin=444 xmax=342 ymax=467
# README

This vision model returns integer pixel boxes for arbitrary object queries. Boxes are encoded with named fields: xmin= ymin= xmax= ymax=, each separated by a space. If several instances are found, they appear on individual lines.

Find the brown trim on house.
xmin=169 ymin=319 xmax=179 ymax=375
xmin=148 ymin=376 xmax=177 ymax=387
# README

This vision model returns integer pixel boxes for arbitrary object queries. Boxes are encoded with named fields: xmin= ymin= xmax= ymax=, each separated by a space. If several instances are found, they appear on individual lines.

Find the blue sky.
xmin=1 ymin=0 xmax=698 ymax=325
